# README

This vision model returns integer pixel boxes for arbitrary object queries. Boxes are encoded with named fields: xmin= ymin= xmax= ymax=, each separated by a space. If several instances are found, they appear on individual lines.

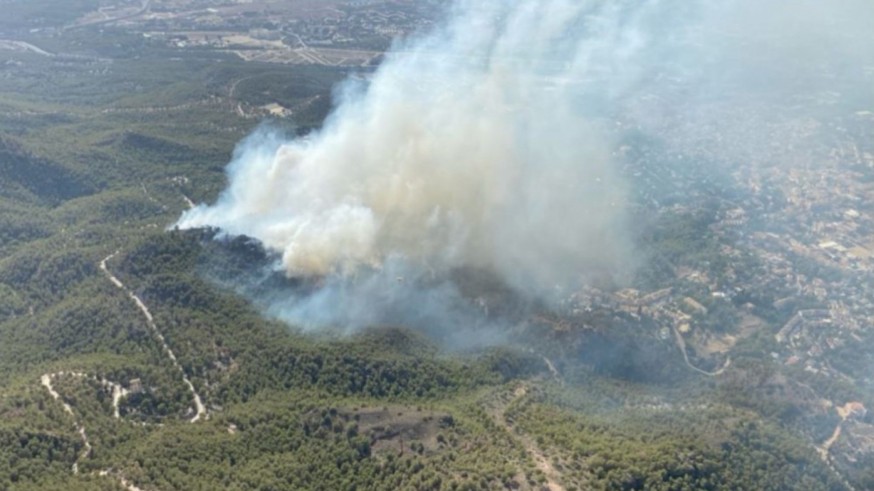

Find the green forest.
xmin=1 ymin=2 xmax=872 ymax=490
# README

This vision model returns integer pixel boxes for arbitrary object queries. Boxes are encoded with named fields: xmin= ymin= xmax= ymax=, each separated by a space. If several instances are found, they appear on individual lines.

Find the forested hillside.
xmin=0 ymin=1 xmax=868 ymax=490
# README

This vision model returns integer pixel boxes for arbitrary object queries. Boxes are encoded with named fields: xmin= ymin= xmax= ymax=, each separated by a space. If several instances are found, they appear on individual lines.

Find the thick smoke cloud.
xmin=177 ymin=0 xmax=874 ymax=335
xmin=180 ymin=0 xmax=635 ymax=291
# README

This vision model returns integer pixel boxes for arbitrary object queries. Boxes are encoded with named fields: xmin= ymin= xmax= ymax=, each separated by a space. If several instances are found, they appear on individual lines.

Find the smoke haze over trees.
xmin=177 ymin=0 xmax=874 ymax=334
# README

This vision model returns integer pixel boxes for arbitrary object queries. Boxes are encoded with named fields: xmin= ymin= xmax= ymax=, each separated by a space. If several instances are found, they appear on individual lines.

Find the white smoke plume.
xmin=178 ymin=0 xmax=874 ymax=334
xmin=179 ymin=0 xmax=637 ymax=292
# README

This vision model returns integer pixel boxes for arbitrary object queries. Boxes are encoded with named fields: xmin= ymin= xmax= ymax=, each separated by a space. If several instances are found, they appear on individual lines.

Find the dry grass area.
xmin=346 ymin=405 xmax=452 ymax=456
xmin=696 ymin=312 xmax=764 ymax=357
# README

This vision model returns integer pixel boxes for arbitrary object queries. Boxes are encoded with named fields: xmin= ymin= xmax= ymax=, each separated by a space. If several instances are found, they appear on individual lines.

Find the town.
xmin=66 ymin=0 xmax=443 ymax=67
xmin=562 ymin=98 xmax=874 ymax=478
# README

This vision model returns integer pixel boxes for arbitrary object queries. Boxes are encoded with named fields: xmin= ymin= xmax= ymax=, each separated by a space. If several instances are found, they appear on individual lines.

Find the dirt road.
xmin=101 ymin=252 xmax=207 ymax=422
xmin=489 ymin=383 xmax=565 ymax=491
xmin=672 ymin=325 xmax=731 ymax=376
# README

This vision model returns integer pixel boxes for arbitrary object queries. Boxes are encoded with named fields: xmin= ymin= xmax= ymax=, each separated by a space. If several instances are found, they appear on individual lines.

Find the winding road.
xmin=490 ymin=383 xmax=566 ymax=491
xmin=40 ymin=372 xmax=144 ymax=490
xmin=100 ymin=252 xmax=207 ymax=423
xmin=37 ymin=248 xmax=210 ymax=489
xmin=671 ymin=325 xmax=731 ymax=377
xmin=817 ymin=409 xmax=858 ymax=491
xmin=40 ymin=373 xmax=91 ymax=475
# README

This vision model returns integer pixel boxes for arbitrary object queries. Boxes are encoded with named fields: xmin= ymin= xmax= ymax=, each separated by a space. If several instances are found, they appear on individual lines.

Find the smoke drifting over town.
xmin=177 ymin=0 xmax=874 ymax=335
